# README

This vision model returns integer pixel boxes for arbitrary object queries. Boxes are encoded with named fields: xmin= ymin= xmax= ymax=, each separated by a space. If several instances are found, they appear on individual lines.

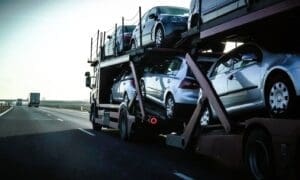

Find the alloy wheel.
xmin=166 ymin=96 xmax=175 ymax=119
xmin=269 ymin=82 xmax=289 ymax=114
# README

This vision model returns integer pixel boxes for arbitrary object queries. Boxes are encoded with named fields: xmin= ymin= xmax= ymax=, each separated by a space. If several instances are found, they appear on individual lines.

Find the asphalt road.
xmin=0 ymin=106 xmax=249 ymax=179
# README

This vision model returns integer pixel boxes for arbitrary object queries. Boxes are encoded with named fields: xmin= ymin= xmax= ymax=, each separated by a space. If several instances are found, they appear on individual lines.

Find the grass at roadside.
xmin=40 ymin=100 xmax=90 ymax=112
xmin=0 ymin=105 xmax=11 ymax=114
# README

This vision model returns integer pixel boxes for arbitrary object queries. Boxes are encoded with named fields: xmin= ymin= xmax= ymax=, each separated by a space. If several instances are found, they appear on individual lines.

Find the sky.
xmin=0 ymin=0 xmax=189 ymax=101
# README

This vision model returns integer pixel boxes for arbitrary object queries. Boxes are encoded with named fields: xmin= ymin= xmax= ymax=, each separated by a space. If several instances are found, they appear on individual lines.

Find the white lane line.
xmin=173 ymin=172 xmax=194 ymax=180
xmin=57 ymin=118 xmax=63 ymax=122
xmin=0 ymin=107 xmax=13 ymax=117
xmin=78 ymin=128 xmax=95 ymax=136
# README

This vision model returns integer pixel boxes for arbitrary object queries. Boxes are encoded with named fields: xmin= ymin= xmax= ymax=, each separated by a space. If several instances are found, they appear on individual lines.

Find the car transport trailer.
xmin=84 ymin=0 xmax=300 ymax=179
xmin=85 ymin=48 xmax=188 ymax=140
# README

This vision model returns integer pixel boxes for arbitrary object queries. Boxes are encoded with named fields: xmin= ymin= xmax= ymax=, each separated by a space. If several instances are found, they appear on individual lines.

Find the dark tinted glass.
xmin=158 ymin=7 xmax=188 ymax=15
xmin=124 ymin=26 xmax=135 ymax=33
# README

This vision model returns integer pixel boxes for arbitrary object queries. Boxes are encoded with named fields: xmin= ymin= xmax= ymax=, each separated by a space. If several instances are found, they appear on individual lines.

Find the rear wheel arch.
xmin=153 ymin=23 xmax=165 ymax=39
xmin=164 ymin=91 xmax=174 ymax=104
xmin=264 ymin=69 xmax=295 ymax=96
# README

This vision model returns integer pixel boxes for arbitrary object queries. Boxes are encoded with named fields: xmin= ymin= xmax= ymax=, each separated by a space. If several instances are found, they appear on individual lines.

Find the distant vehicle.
xmin=140 ymin=55 xmax=216 ymax=120
xmin=104 ymin=25 xmax=136 ymax=57
xmin=110 ymin=71 xmax=136 ymax=104
xmin=28 ymin=93 xmax=40 ymax=107
xmin=187 ymin=0 xmax=247 ymax=30
xmin=16 ymin=99 xmax=22 ymax=106
xmin=205 ymin=43 xmax=300 ymax=120
xmin=131 ymin=6 xmax=188 ymax=48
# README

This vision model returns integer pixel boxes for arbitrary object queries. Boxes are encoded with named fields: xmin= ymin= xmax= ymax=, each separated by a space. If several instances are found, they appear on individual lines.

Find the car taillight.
xmin=179 ymin=79 xmax=199 ymax=89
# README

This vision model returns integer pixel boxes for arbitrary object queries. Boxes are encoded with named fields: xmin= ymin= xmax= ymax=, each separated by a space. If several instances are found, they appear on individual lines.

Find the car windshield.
xmin=124 ymin=26 xmax=135 ymax=33
xmin=158 ymin=7 xmax=188 ymax=16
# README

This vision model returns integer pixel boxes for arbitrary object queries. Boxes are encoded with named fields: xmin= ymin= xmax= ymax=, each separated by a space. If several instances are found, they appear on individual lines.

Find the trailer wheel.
xmin=91 ymin=104 xmax=102 ymax=131
xmin=119 ymin=108 xmax=130 ymax=141
xmin=245 ymin=129 xmax=274 ymax=180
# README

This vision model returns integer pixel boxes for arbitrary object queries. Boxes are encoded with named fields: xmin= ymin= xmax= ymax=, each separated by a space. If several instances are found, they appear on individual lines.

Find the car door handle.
xmin=167 ymin=79 xmax=171 ymax=83
xmin=228 ymin=74 xmax=236 ymax=80
xmin=155 ymin=77 xmax=159 ymax=81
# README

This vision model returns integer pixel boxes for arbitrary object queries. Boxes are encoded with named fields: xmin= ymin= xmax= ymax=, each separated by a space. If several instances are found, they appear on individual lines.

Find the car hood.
xmin=159 ymin=14 xmax=189 ymax=22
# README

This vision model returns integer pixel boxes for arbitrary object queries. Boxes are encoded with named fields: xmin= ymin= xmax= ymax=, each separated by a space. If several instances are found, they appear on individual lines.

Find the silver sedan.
xmin=141 ymin=55 xmax=215 ymax=120
xmin=201 ymin=43 xmax=300 ymax=125
xmin=110 ymin=71 xmax=136 ymax=104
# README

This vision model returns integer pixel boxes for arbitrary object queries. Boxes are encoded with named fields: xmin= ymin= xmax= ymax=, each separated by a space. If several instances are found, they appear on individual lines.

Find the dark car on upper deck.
xmin=130 ymin=6 xmax=189 ymax=48
xmin=105 ymin=25 xmax=136 ymax=57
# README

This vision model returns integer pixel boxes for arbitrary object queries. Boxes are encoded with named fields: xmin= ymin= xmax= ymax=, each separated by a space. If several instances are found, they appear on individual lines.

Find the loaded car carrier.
xmin=85 ymin=0 xmax=300 ymax=179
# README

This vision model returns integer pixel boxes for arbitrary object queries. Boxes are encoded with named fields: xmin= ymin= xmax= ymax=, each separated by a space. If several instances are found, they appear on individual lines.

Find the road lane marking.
xmin=173 ymin=172 xmax=194 ymax=180
xmin=47 ymin=114 xmax=51 ymax=116
xmin=0 ymin=107 xmax=13 ymax=117
xmin=57 ymin=118 xmax=63 ymax=122
xmin=78 ymin=128 xmax=95 ymax=136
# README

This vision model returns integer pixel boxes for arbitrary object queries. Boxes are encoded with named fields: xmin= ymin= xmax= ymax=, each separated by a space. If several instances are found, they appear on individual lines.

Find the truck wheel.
xmin=91 ymin=104 xmax=102 ymax=131
xmin=119 ymin=108 xmax=129 ymax=141
xmin=245 ymin=129 xmax=274 ymax=180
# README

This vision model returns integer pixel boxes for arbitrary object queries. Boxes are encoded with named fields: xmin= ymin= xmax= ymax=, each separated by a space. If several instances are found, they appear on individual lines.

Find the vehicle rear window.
xmin=158 ymin=7 xmax=188 ymax=16
xmin=187 ymin=61 xmax=214 ymax=78
xmin=124 ymin=26 xmax=135 ymax=33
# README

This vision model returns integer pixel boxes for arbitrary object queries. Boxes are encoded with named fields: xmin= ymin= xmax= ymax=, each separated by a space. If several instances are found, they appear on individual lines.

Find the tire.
xmin=245 ymin=129 xmax=274 ymax=180
xmin=155 ymin=26 xmax=164 ymax=48
xmin=90 ymin=104 xmax=102 ymax=131
xmin=123 ymin=93 xmax=129 ymax=106
xmin=109 ymin=94 xmax=114 ymax=104
xmin=119 ymin=108 xmax=129 ymax=141
xmin=140 ymin=81 xmax=146 ymax=98
xmin=199 ymin=104 xmax=212 ymax=127
xmin=191 ymin=15 xmax=200 ymax=29
xmin=265 ymin=75 xmax=296 ymax=118
xmin=131 ymin=40 xmax=136 ymax=50
xmin=165 ymin=94 xmax=176 ymax=120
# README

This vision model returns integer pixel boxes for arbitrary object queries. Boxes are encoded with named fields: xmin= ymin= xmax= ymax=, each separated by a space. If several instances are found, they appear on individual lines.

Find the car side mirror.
xmin=242 ymin=53 xmax=257 ymax=61
xmin=85 ymin=72 xmax=91 ymax=88
xmin=148 ymin=13 xmax=157 ymax=20
xmin=107 ymin=35 xmax=112 ymax=39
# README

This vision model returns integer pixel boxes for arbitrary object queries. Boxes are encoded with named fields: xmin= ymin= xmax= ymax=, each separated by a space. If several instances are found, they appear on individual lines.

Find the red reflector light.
xmin=150 ymin=117 xmax=158 ymax=125
xmin=179 ymin=79 xmax=199 ymax=89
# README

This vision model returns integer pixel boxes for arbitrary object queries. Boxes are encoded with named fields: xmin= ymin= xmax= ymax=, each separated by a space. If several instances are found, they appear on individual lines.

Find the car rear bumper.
xmin=173 ymin=89 xmax=199 ymax=104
